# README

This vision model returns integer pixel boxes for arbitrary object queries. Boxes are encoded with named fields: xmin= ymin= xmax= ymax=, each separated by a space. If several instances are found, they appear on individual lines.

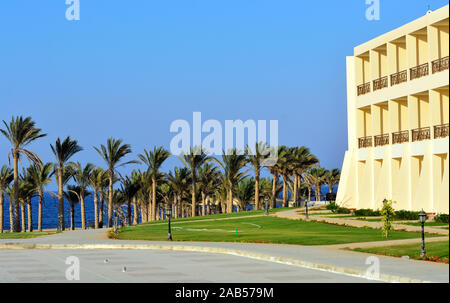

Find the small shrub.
xmin=394 ymin=210 xmax=419 ymax=220
xmin=353 ymin=209 xmax=381 ymax=217
xmin=381 ymin=200 xmax=396 ymax=238
xmin=336 ymin=207 xmax=351 ymax=214
xmin=434 ymin=214 xmax=449 ymax=224
xmin=326 ymin=202 xmax=339 ymax=213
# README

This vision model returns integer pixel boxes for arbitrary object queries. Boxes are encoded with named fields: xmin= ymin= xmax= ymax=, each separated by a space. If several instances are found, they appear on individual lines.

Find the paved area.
xmin=0 ymin=248 xmax=376 ymax=283
xmin=274 ymin=209 xmax=450 ymax=235
xmin=1 ymin=229 xmax=448 ymax=283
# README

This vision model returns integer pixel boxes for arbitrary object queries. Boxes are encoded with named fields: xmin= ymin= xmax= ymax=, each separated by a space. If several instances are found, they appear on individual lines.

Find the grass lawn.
xmin=0 ymin=231 xmax=56 ymax=239
xmin=117 ymin=216 xmax=436 ymax=246
xmin=352 ymin=241 xmax=449 ymax=263
xmin=400 ymin=222 xmax=449 ymax=227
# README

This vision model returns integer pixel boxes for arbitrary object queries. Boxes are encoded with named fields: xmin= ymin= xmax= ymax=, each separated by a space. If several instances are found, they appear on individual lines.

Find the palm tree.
xmin=64 ymin=185 xmax=82 ymax=230
xmin=325 ymin=168 xmax=341 ymax=194
xmin=245 ymin=142 xmax=268 ymax=211
xmin=119 ymin=175 xmax=141 ymax=225
xmin=218 ymin=149 xmax=248 ymax=213
xmin=308 ymin=167 xmax=327 ymax=203
xmin=290 ymin=146 xmax=319 ymax=207
xmin=94 ymin=137 xmax=137 ymax=228
xmin=167 ymin=167 xmax=191 ymax=218
xmin=198 ymin=163 xmax=220 ymax=216
xmin=179 ymin=146 xmax=211 ymax=217
xmin=0 ymin=165 xmax=13 ymax=233
xmin=27 ymin=163 xmax=54 ymax=231
xmin=234 ymin=178 xmax=255 ymax=212
xmin=51 ymin=137 xmax=83 ymax=232
xmin=1 ymin=116 xmax=46 ymax=232
xmin=138 ymin=147 xmax=171 ymax=221
xmin=68 ymin=162 xmax=94 ymax=229
xmin=89 ymin=167 xmax=106 ymax=229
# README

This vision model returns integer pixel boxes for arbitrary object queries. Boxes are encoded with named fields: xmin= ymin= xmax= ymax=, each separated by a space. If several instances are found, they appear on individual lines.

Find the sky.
xmin=0 ymin=0 xmax=448 ymax=190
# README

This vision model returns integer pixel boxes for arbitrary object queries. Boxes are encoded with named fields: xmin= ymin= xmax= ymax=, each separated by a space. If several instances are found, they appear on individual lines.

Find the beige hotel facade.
xmin=336 ymin=5 xmax=449 ymax=214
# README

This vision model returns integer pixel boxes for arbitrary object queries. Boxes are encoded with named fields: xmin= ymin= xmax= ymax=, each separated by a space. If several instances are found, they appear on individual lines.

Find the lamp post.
xmin=166 ymin=205 xmax=173 ymax=241
xmin=419 ymin=209 xmax=427 ymax=258
xmin=264 ymin=197 xmax=269 ymax=216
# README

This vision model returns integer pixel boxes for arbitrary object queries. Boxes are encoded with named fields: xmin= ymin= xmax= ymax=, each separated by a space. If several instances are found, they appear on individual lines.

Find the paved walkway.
xmin=274 ymin=209 xmax=449 ymax=235
xmin=0 ymin=229 xmax=448 ymax=283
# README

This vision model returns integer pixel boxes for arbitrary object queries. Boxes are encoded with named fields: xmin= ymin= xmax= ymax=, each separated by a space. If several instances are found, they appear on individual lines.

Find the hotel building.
xmin=336 ymin=5 xmax=449 ymax=214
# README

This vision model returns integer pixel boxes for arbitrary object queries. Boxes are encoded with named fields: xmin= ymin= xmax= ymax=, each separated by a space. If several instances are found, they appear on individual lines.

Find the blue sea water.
xmin=1 ymin=185 xmax=337 ymax=230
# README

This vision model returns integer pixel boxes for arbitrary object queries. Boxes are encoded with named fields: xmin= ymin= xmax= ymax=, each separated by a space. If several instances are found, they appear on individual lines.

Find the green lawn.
xmin=0 ymin=231 xmax=56 ymax=239
xmin=117 ymin=216 xmax=435 ymax=246
xmin=400 ymin=222 xmax=449 ymax=227
xmin=352 ymin=241 xmax=449 ymax=263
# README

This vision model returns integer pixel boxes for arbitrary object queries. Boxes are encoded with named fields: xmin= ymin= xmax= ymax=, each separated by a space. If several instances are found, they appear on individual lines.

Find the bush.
xmin=326 ymin=202 xmax=339 ymax=213
xmin=394 ymin=210 xmax=419 ymax=220
xmin=353 ymin=209 xmax=381 ymax=217
xmin=434 ymin=214 xmax=449 ymax=224
xmin=381 ymin=200 xmax=396 ymax=238
xmin=336 ymin=207 xmax=351 ymax=214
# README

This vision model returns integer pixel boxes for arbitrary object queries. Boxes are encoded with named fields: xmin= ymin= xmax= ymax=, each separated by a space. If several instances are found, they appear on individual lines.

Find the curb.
xmin=0 ymin=242 xmax=433 ymax=283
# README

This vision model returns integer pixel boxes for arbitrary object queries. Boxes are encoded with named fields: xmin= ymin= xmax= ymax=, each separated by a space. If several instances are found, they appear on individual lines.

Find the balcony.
xmin=390 ymin=70 xmax=407 ymax=86
xmin=432 ymin=56 xmax=449 ymax=74
xmin=392 ymin=130 xmax=409 ymax=144
xmin=373 ymin=76 xmax=388 ymax=91
xmin=357 ymin=82 xmax=371 ymax=96
xmin=434 ymin=123 xmax=449 ymax=139
xmin=410 ymin=63 xmax=429 ymax=80
xmin=412 ymin=127 xmax=431 ymax=142
xmin=358 ymin=136 xmax=373 ymax=148
xmin=374 ymin=134 xmax=389 ymax=147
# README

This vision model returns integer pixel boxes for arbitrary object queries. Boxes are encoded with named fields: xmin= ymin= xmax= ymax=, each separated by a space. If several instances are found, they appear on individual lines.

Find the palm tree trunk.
xmin=70 ymin=204 xmax=75 ymax=230
xmin=152 ymin=175 xmax=157 ymax=221
xmin=13 ymin=152 xmax=20 ymax=232
xmin=57 ymin=166 xmax=64 ymax=232
xmin=9 ymin=197 xmax=13 ymax=232
xmin=201 ymin=192 xmax=206 ymax=216
xmin=329 ymin=183 xmax=333 ymax=194
xmin=93 ymin=190 xmax=99 ymax=229
xmin=80 ymin=194 xmax=86 ymax=229
xmin=227 ymin=186 xmax=233 ymax=214
xmin=27 ymin=198 xmax=32 ymax=232
xmin=38 ymin=190 xmax=43 ymax=232
xmin=108 ymin=173 xmax=113 ymax=228
xmin=127 ymin=200 xmax=131 ymax=226
xmin=20 ymin=202 xmax=25 ymax=232
xmin=282 ymin=174 xmax=288 ymax=208
xmin=99 ymin=189 xmax=104 ymax=227
xmin=255 ymin=168 xmax=260 ymax=211
xmin=0 ymin=193 xmax=4 ymax=233
xmin=293 ymin=174 xmax=298 ymax=207
xmin=192 ymin=173 xmax=197 ymax=217
xmin=133 ymin=197 xmax=138 ymax=225
xmin=271 ymin=173 xmax=277 ymax=209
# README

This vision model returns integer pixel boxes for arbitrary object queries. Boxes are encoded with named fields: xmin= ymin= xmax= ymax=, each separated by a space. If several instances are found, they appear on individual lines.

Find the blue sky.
xmin=0 ymin=0 xmax=448 ymax=190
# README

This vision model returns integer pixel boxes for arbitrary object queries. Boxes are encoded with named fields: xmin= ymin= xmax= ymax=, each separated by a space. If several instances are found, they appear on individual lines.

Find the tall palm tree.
xmin=89 ymin=167 xmax=106 ymax=229
xmin=167 ymin=167 xmax=191 ymax=219
xmin=325 ymin=168 xmax=341 ymax=194
xmin=1 ymin=116 xmax=46 ymax=232
xmin=0 ymin=165 xmax=13 ymax=233
xmin=51 ymin=137 xmax=83 ymax=232
xmin=138 ymin=146 xmax=171 ymax=221
xmin=265 ymin=145 xmax=285 ymax=209
xmin=64 ymin=185 xmax=82 ymax=230
xmin=179 ymin=146 xmax=210 ymax=217
xmin=245 ymin=142 xmax=268 ymax=211
xmin=68 ymin=162 xmax=94 ymax=229
xmin=94 ymin=137 xmax=136 ymax=228
xmin=27 ymin=163 xmax=54 ymax=231
xmin=218 ymin=149 xmax=248 ymax=213
xmin=198 ymin=163 xmax=220 ymax=216
xmin=290 ymin=146 xmax=319 ymax=207
xmin=119 ymin=175 xmax=141 ymax=225
xmin=308 ymin=167 xmax=327 ymax=203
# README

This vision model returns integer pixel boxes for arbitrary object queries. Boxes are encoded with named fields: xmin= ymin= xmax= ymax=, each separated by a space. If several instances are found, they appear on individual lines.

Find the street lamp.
xmin=419 ymin=209 xmax=427 ymax=258
xmin=166 ymin=205 xmax=173 ymax=241
xmin=264 ymin=197 xmax=269 ymax=216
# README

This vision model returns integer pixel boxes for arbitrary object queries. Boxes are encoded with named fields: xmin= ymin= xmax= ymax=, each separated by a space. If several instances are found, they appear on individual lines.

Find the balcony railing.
xmin=434 ymin=123 xmax=449 ymax=139
xmin=373 ymin=76 xmax=388 ymax=91
xmin=357 ymin=82 xmax=371 ymax=96
xmin=432 ymin=56 xmax=449 ymax=74
xmin=390 ymin=70 xmax=407 ymax=86
xmin=392 ymin=130 xmax=409 ymax=144
xmin=374 ymin=134 xmax=389 ymax=147
xmin=410 ymin=63 xmax=429 ymax=80
xmin=412 ymin=127 xmax=431 ymax=142
xmin=358 ymin=136 xmax=373 ymax=148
